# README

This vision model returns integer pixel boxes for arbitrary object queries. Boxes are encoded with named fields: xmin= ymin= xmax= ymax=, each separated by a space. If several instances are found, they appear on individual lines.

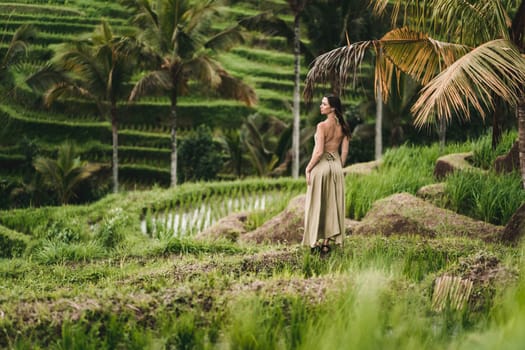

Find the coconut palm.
xmin=303 ymin=27 xmax=471 ymax=157
xmin=27 ymin=21 xmax=137 ymax=193
xmin=33 ymin=141 xmax=101 ymax=205
xmin=122 ymin=0 xmax=257 ymax=187
xmin=305 ymin=1 xmax=525 ymax=168
xmin=219 ymin=128 xmax=244 ymax=178
xmin=241 ymin=114 xmax=284 ymax=177
xmin=287 ymin=0 xmax=308 ymax=178
xmin=371 ymin=0 xmax=525 ymax=185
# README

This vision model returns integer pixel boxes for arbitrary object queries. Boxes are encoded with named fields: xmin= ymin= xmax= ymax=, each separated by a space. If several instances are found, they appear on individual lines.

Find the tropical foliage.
xmin=123 ymin=0 xmax=257 ymax=187
xmin=304 ymin=0 xmax=525 ymax=180
xmin=27 ymin=21 xmax=138 ymax=193
xmin=33 ymin=141 xmax=101 ymax=204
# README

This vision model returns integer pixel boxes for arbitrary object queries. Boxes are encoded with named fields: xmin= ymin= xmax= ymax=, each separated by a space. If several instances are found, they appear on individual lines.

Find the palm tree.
xmin=305 ymin=1 xmax=525 ymax=169
xmin=122 ymin=0 xmax=257 ymax=187
xmin=304 ymin=27 xmax=471 ymax=157
xmin=241 ymin=114 xmax=284 ymax=177
xmin=33 ymin=141 xmax=101 ymax=204
xmin=27 ymin=21 xmax=137 ymax=193
xmin=371 ymin=0 xmax=525 ymax=186
xmin=287 ymin=0 xmax=308 ymax=178
xmin=219 ymin=128 xmax=243 ymax=178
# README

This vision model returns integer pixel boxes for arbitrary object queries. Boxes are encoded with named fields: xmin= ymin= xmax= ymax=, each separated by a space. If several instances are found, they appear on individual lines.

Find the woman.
xmin=303 ymin=95 xmax=351 ymax=255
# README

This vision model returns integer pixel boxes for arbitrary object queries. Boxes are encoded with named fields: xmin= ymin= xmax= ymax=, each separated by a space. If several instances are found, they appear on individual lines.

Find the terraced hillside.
xmin=0 ymin=0 xmax=320 ymax=191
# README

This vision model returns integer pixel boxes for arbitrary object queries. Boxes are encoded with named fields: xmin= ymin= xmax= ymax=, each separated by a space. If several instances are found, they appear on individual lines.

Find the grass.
xmin=471 ymin=129 xmax=517 ymax=169
xmin=345 ymin=141 xmax=471 ymax=219
xmin=0 ymin=233 xmax=519 ymax=349
xmin=444 ymin=170 xmax=525 ymax=225
xmin=1 ymin=1 xmax=525 ymax=347
xmin=0 ymin=0 xmax=314 ymax=189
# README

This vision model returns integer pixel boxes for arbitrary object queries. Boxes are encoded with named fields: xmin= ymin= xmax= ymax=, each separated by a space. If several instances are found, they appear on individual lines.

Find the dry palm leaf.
xmin=412 ymin=39 xmax=525 ymax=126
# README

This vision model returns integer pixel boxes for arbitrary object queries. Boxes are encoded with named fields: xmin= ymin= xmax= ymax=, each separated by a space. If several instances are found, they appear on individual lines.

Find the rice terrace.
xmin=1 ymin=0 xmax=525 ymax=349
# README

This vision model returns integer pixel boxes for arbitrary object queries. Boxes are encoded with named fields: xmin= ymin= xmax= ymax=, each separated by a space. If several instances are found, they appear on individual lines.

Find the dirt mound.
xmin=240 ymin=195 xmax=305 ymax=244
xmin=494 ymin=140 xmax=519 ymax=173
xmin=194 ymin=212 xmax=249 ymax=242
xmin=354 ymin=212 xmax=436 ymax=237
xmin=352 ymin=193 xmax=503 ymax=242
xmin=432 ymin=251 xmax=518 ymax=312
xmin=343 ymin=159 xmax=382 ymax=175
xmin=230 ymin=275 xmax=346 ymax=305
xmin=501 ymin=202 xmax=525 ymax=245
xmin=240 ymin=195 xmax=359 ymax=245
xmin=434 ymin=152 xmax=475 ymax=180
xmin=416 ymin=183 xmax=446 ymax=203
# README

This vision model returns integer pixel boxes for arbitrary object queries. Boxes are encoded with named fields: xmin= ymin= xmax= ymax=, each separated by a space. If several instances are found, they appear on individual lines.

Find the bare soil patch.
xmin=352 ymin=193 xmax=503 ymax=242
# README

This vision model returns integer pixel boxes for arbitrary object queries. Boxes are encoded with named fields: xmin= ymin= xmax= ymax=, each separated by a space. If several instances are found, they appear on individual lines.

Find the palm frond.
xmin=187 ymin=55 xmax=222 ymax=89
xmin=205 ymin=26 xmax=244 ymax=52
xmin=303 ymin=41 xmax=374 ymax=101
xmin=174 ymin=27 xmax=199 ymax=59
xmin=122 ymin=0 xmax=159 ymax=29
xmin=185 ymin=0 xmax=222 ymax=34
xmin=129 ymin=69 xmax=172 ymax=101
xmin=2 ymin=24 xmax=36 ymax=67
xmin=241 ymin=115 xmax=274 ymax=175
xmin=382 ymin=27 xmax=470 ymax=85
xmin=11 ymin=23 xmax=37 ymax=42
xmin=433 ymin=0 xmax=511 ymax=45
xmin=26 ymin=63 xmax=69 ymax=92
xmin=216 ymin=69 xmax=257 ymax=107
xmin=412 ymin=39 xmax=525 ymax=127
xmin=56 ymin=49 xmax=106 ymax=92
xmin=2 ymin=41 xmax=29 ymax=67
xmin=44 ymin=82 xmax=96 ymax=108
xmin=369 ymin=0 xmax=407 ymax=27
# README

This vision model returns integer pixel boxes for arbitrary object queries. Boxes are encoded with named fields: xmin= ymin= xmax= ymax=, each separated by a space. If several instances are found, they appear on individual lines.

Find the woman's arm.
xmin=340 ymin=135 xmax=350 ymax=167
xmin=305 ymin=124 xmax=325 ymax=184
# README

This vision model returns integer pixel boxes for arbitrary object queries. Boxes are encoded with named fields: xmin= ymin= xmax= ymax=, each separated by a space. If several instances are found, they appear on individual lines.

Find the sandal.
xmin=321 ymin=244 xmax=331 ymax=256
xmin=310 ymin=245 xmax=321 ymax=254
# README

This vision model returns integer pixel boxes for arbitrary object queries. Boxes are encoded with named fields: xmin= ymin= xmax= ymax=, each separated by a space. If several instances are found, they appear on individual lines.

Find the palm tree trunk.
xmin=292 ymin=13 xmax=301 ymax=178
xmin=438 ymin=119 xmax=446 ymax=151
xmin=170 ymin=92 xmax=178 ymax=187
xmin=518 ymin=96 xmax=525 ymax=188
xmin=111 ymin=106 xmax=119 ymax=193
xmin=375 ymin=84 xmax=383 ymax=160
xmin=492 ymin=98 xmax=503 ymax=149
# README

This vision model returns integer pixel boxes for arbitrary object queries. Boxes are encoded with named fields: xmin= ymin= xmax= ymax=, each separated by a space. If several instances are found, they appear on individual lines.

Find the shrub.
xmin=177 ymin=125 xmax=224 ymax=183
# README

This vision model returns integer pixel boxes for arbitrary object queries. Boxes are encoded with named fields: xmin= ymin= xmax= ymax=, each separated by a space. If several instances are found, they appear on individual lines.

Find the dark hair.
xmin=325 ymin=94 xmax=351 ymax=137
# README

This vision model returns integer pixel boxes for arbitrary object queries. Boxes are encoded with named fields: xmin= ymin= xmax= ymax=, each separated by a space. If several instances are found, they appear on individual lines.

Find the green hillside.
xmin=0 ymin=0 xmax=317 ymax=196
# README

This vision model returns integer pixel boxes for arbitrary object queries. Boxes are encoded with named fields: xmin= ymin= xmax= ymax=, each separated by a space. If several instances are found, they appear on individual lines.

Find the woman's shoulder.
xmin=316 ymin=120 xmax=329 ymax=130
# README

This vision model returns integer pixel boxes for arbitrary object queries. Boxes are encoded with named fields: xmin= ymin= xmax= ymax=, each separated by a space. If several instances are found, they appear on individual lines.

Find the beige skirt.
xmin=303 ymin=152 xmax=345 ymax=248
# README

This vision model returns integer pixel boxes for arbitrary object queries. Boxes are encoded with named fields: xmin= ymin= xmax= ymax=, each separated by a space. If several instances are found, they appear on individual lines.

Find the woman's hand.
xmin=306 ymin=170 xmax=311 ymax=185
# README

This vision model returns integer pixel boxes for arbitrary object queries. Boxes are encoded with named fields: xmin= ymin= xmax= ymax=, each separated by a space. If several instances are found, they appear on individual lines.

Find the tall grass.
xmin=471 ymin=129 xmax=517 ymax=169
xmin=218 ymin=269 xmax=463 ymax=350
xmin=450 ymin=251 xmax=525 ymax=349
xmin=445 ymin=170 xmax=525 ymax=225
xmin=346 ymin=142 xmax=470 ymax=219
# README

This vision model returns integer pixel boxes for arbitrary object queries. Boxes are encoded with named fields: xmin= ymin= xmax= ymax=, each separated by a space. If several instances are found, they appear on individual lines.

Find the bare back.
xmin=318 ymin=118 xmax=345 ymax=153
xmin=306 ymin=114 xmax=350 ymax=176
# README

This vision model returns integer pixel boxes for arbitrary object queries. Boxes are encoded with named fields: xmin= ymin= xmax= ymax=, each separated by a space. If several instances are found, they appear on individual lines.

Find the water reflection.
xmin=140 ymin=193 xmax=273 ymax=237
